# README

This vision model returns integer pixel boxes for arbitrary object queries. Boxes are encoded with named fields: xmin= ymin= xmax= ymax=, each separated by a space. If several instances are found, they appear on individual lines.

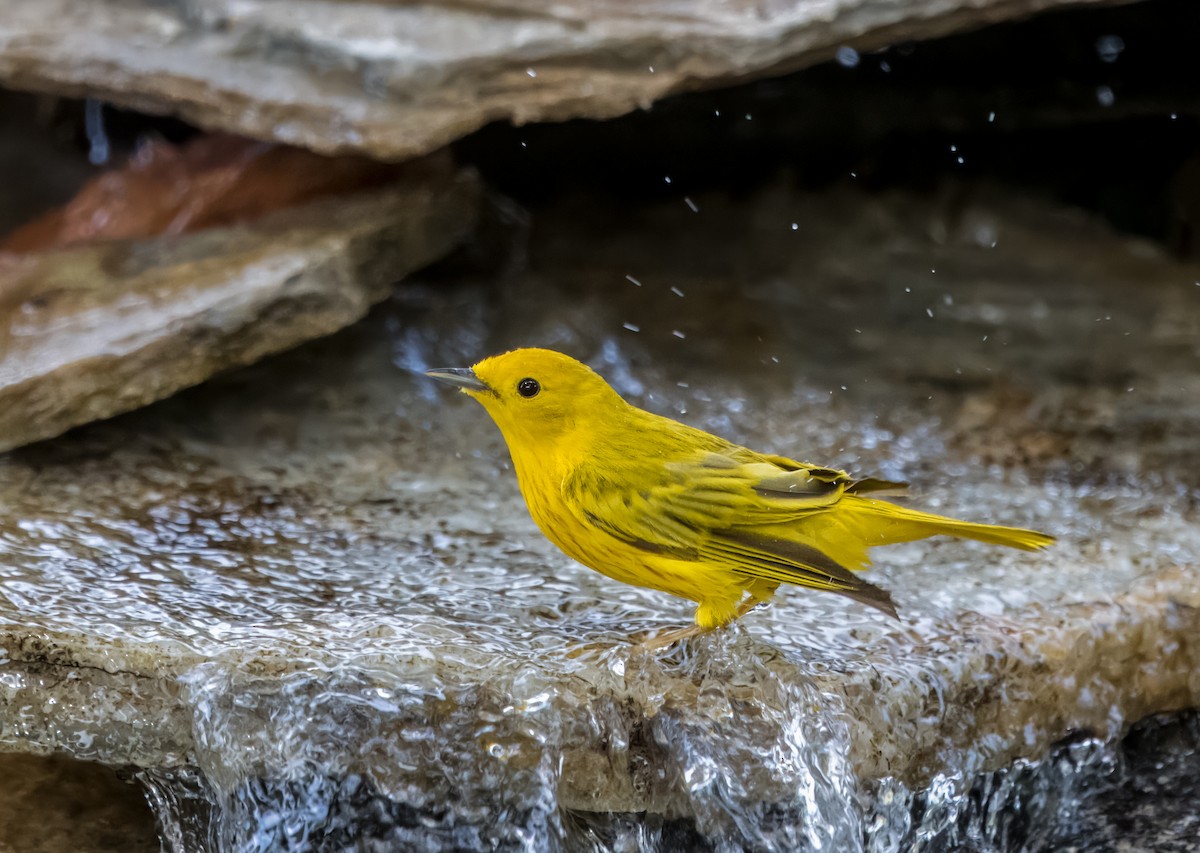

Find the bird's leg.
xmin=735 ymin=597 xmax=765 ymax=619
xmin=739 ymin=581 xmax=778 ymax=619
xmin=637 ymin=594 xmax=764 ymax=650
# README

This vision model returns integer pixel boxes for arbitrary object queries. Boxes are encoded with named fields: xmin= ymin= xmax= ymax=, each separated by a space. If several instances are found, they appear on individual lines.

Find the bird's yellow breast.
xmin=512 ymin=455 xmax=727 ymax=603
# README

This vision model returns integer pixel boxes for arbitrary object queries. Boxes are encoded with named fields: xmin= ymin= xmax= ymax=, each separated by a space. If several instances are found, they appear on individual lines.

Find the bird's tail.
xmin=850 ymin=497 xmax=1055 ymax=551
xmin=796 ymin=496 xmax=1054 ymax=571
xmin=908 ymin=514 xmax=1055 ymax=551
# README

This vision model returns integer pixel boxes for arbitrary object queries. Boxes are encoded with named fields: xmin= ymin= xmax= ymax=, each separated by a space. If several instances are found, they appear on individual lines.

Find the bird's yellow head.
xmin=426 ymin=348 xmax=626 ymax=448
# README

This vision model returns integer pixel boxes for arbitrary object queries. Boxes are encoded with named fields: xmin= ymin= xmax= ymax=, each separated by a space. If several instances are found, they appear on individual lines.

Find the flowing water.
xmin=1 ymin=186 xmax=1198 ymax=850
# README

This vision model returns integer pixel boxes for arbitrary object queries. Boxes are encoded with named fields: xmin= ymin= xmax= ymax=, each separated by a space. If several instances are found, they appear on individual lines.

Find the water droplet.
xmin=84 ymin=99 xmax=110 ymax=166
xmin=672 ymin=330 xmax=687 ymax=339
xmin=1096 ymin=86 xmax=1115 ymax=107
xmin=622 ymin=322 xmax=640 ymax=333
xmin=625 ymin=275 xmax=642 ymax=286
xmin=790 ymin=222 xmax=799 ymax=231
xmin=1096 ymin=34 xmax=1125 ymax=63
xmin=836 ymin=46 xmax=860 ymax=68
xmin=670 ymin=286 xmax=685 ymax=298
xmin=683 ymin=197 xmax=700 ymax=213
xmin=526 ymin=68 xmax=537 ymax=78
xmin=974 ymin=223 xmax=999 ymax=248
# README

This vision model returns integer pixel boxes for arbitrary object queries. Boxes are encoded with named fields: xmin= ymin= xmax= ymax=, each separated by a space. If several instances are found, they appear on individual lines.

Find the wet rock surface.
xmin=0 ymin=0 xmax=1128 ymax=160
xmin=0 ymin=753 xmax=159 ymax=853
xmin=884 ymin=710 xmax=1200 ymax=852
xmin=0 ymin=181 xmax=1197 ymax=848
xmin=0 ymin=157 xmax=480 ymax=452
xmin=1055 ymin=711 xmax=1200 ymax=853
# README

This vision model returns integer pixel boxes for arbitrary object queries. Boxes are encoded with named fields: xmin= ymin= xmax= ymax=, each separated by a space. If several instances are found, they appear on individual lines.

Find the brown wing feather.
xmin=704 ymin=530 xmax=899 ymax=618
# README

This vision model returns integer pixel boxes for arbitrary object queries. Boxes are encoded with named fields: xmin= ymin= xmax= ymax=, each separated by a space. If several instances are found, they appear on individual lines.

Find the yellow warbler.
xmin=427 ymin=348 xmax=1053 ymax=632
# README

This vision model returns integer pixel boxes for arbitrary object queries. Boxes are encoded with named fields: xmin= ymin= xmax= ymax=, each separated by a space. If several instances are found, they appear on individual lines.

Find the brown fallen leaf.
xmin=1 ymin=133 xmax=408 ymax=253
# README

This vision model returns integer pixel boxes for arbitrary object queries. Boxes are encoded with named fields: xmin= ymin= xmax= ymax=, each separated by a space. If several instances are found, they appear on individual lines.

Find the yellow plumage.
xmin=427 ymin=348 xmax=1054 ymax=632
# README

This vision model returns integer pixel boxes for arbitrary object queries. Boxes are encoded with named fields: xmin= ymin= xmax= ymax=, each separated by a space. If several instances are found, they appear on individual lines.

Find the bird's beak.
xmin=425 ymin=367 xmax=491 ymax=394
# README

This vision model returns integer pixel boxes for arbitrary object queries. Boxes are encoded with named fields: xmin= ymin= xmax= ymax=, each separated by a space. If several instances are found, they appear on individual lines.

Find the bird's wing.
xmin=562 ymin=449 xmax=895 ymax=606
xmin=562 ymin=451 xmax=847 ymax=554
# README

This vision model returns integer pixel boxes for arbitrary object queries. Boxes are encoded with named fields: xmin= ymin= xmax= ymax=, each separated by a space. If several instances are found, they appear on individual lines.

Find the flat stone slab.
xmin=0 ymin=0 xmax=1124 ymax=160
xmin=0 ymin=158 xmax=480 ymax=452
xmin=1 ymin=184 xmax=1198 ymax=848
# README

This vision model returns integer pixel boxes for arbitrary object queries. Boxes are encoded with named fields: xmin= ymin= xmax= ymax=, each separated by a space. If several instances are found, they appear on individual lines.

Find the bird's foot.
xmin=634 ymin=598 xmax=767 ymax=650
xmin=635 ymin=624 xmax=709 ymax=650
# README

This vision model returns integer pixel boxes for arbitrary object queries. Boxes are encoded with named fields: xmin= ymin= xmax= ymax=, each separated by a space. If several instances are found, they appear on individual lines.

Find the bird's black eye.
xmin=517 ymin=377 xmax=540 ymax=398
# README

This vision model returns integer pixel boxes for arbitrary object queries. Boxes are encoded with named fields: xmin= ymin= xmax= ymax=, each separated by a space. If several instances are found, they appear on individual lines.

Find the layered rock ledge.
xmin=0 ymin=0 xmax=1126 ymax=160
xmin=0 ymin=158 xmax=480 ymax=452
